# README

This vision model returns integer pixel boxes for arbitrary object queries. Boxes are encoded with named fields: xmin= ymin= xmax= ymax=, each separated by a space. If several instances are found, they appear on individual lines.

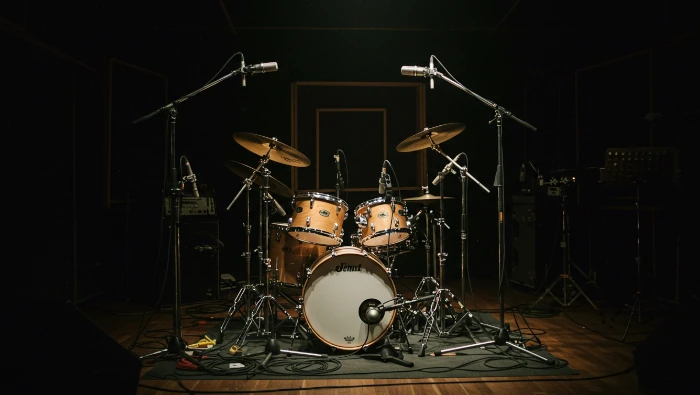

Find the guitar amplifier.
xmin=164 ymin=197 xmax=216 ymax=216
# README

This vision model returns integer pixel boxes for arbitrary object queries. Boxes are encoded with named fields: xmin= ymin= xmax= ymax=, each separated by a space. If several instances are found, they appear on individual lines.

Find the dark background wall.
xmin=3 ymin=1 xmax=695 ymax=307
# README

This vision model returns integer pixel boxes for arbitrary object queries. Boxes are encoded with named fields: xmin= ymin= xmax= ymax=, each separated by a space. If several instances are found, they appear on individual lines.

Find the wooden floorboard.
xmin=63 ymin=273 xmax=684 ymax=395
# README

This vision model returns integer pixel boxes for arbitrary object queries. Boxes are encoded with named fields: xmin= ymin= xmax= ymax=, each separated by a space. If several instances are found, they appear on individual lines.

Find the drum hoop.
xmin=270 ymin=222 xmax=289 ymax=230
xmin=293 ymin=192 xmax=349 ymax=211
xmin=354 ymin=196 xmax=405 ymax=215
xmin=287 ymin=227 xmax=342 ymax=245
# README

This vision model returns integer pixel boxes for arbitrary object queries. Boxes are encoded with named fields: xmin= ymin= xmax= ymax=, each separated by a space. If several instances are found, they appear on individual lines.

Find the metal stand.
xmin=622 ymin=183 xmax=644 ymax=341
xmin=600 ymin=146 xmax=679 ymax=341
xmin=219 ymin=157 xmax=312 ymax=352
xmin=246 ymin=338 xmax=327 ymax=371
xmin=416 ymin=151 xmax=490 ymax=357
xmin=530 ymin=179 xmax=598 ymax=310
xmin=131 ymin=60 xmax=246 ymax=360
xmin=423 ymin=64 xmax=550 ymax=364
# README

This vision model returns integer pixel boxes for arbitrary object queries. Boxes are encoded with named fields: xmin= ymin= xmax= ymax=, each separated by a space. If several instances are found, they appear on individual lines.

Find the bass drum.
xmin=302 ymin=247 xmax=396 ymax=350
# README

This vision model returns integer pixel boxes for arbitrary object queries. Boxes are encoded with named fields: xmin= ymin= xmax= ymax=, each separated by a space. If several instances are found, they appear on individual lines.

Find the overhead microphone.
xmin=401 ymin=65 xmax=430 ymax=77
xmin=432 ymin=161 xmax=456 ymax=186
xmin=184 ymin=158 xmax=200 ymax=198
xmin=242 ymin=62 xmax=279 ymax=74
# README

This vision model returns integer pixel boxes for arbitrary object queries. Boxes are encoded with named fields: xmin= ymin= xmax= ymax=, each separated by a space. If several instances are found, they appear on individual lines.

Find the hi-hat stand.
xmin=420 ymin=56 xmax=551 ymax=363
xmin=530 ymin=177 xmax=598 ymax=310
xmin=133 ymin=59 xmax=246 ymax=361
xmin=217 ymin=169 xmax=265 ymax=344
xmin=219 ymin=158 xmax=307 ymax=348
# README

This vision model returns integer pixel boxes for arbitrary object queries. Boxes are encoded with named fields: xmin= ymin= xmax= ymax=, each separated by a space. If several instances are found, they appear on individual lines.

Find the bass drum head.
xmin=302 ymin=246 xmax=396 ymax=350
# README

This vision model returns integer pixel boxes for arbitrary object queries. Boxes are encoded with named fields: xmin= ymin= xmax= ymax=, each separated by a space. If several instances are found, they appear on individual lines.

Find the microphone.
xmin=401 ymin=65 xmax=430 ymax=77
xmin=359 ymin=298 xmax=384 ymax=325
xmin=184 ymin=158 xmax=200 ymax=198
xmin=243 ymin=62 xmax=278 ymax=74
xmin=429 ymin=57 xmax=434 ymax=89
xmin=432 ymin=161 xmax=456 ymax=186
xmin=241 ymin=57 xmax=246 ymax=87
xmin=378 ymin=164 xmax=387 ymax=194
xmin=269 ymin=195 xmax=286 ymax=217
xmin=334 ymin=152 xmax=345 ymax=191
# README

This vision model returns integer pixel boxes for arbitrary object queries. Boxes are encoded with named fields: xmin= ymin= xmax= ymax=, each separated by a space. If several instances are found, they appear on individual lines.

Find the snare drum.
xmin=268 ymin=222 xmax=327 ymax=287
xmin=354 ymin=197 xmax=411 ymax=248
xmin=302 ymin=246 xmax=396 ymax=350
xmin=288 ymin=192 xmax=349 ymax=246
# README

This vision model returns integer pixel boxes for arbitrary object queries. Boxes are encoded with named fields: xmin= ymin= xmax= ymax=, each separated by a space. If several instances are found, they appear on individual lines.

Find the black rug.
xmin=142 ymin=311 xmax=577 ymax=380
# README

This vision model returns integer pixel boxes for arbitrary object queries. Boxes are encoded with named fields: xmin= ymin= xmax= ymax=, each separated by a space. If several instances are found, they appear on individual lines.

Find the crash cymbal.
xmin=224 ymin=160 xmax=294 ymax=198
xmin=233 ymin=132 xmax=311 ymax=167
xmin=396 ymin=123 xmax=465 ymax=152
xmin=403 ymin=193 xmax=455 ymax=202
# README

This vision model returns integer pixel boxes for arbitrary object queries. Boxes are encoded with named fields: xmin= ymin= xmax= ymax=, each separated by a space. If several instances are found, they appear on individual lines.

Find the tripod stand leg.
xmin=218 ymin=285 xmax=262 ymax=343
xmin=530 ymin=276 xmax=562 ymax=310
xmin=621 ymin=293 xmax=640 ymax=341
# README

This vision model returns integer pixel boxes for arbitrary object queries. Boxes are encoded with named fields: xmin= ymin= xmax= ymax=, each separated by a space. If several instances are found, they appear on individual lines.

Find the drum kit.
xmin=218 ymin=125 xmax=486 ymax=354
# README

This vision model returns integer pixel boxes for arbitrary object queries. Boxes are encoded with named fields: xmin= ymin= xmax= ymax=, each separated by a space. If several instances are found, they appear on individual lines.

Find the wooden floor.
xmin=63 ymin=266 xmax=686 ymax=395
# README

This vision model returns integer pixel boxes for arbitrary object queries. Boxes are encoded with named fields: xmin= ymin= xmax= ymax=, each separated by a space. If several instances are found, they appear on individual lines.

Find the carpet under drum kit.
xmin=134 ymin=54 xmax=554 ymax=368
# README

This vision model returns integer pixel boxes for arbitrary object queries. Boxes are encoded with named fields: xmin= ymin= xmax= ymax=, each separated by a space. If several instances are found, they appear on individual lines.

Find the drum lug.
xmin=287 ymin=217 xmax=292 ymax=226
xmin=370 ymin=223 xmax=375 ymax=233
xmin=391 ymin=201 xmax=395 ymax=212
xmin=331 ymin=248 xmax=337 ymax=257
xmin=310 ymin=197 xmax=315 ymax=209
xmin=333 ymin=223 xmax=339 ymax=232
xmin=306 ymin=216 xmax=311 ymax=227
xmin=355 ymin=215 xmax=367 ymax=228
xmin=336 ymin=205 xmax=342 ymax=215
xmin=394 ymin=218 xmax=400 ymax=227
xmin=367 ymin=206 xmax=372 ymax=217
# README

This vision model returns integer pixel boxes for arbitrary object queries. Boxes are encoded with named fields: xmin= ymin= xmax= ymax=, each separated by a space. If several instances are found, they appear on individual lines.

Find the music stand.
xmin=601 ymin=147 xmax=679 ymax=341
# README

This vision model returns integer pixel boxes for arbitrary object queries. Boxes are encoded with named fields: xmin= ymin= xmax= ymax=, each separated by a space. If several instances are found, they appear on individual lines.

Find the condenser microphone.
xmin=429 ymin=57 xmax=434 ymax=89
xmin=401 ymin=65 xmax=430 ymax=77
xmin=378 ymin=165 xmax=387 ymax=194
xmin=432 ymin=162 xmax=456 ymax=186
xmin=334 ymin=152 xmax=345 ymax=191
xmin=269 ymin=195 xmax=286 ymax=217
xmin=184 ymin=158 xmax=200 ymax=198
xmin=241 ymin=57 xmax=246 ymax=87
xmin=243 ymin=62 xmax=278 ymax=74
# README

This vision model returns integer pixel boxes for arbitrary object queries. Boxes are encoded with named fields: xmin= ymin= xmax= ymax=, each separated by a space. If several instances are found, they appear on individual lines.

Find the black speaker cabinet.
xmin=509 ymin=194 xmax=557 ymax=289
xmin=21 ymin=301 xmax=142 ymax=394
xmin=159 ymin=220 xmax=221 ymax=304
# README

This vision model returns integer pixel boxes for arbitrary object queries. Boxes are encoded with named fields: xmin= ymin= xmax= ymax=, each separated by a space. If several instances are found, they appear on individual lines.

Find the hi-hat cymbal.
xmin=224 ymin=160 xmax=294 ymax=198
xmin=233 ymin=132 xmax=310 ymax=167
xmin=403 ymin=193 xmax=455 ymax=202
xmin=396 ymin=123 xmax=465 ymax=152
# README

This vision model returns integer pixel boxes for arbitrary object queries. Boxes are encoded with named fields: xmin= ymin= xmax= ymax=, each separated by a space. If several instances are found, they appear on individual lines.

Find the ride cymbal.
xmin=224 ymin=160 xmax=294 ymax=198
xmin=396 ymin=123 xmax=465 ymax=152
xmin=233 ymin=132 xmax=311 ymax=167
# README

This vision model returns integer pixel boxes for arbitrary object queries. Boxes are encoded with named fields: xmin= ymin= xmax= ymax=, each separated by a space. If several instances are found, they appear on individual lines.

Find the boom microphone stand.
xmin=416 ymin=59 xmax=550 ymax=363
xmin=133 ymin=62 xmax=245 ymax=360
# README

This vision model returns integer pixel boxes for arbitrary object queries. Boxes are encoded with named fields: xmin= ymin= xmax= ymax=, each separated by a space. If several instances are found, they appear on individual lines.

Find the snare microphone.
xmin=378 ymin=165 xmax=387 ymax=195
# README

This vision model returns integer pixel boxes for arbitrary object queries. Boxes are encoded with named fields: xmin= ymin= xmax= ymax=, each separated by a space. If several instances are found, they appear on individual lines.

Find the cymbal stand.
xmin=218 ymin=172 xmax=264 ymax=344
xmin=529 ymin=179 xmax=598 ymax=310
